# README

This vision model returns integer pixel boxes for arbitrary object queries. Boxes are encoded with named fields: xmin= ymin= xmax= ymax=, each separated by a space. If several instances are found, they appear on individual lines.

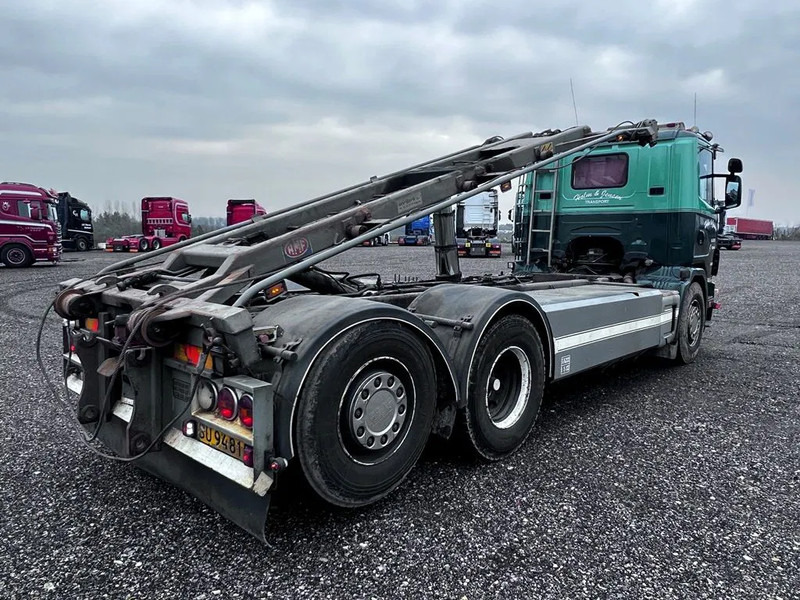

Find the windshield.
xmin=47 ymin=204 xmax=58 ymax=222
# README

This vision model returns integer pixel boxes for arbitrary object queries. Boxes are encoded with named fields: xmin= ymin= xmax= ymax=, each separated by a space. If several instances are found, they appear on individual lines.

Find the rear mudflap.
xmin=93 ymin=412 xmax=273 ymax=542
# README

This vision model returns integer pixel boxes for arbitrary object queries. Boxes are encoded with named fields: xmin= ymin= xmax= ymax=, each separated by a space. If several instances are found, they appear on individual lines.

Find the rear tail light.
xmin=195 ymin=379 xmax=218 ymax=411
xmin=217 ymin=387 xmax=238 ymax=421
xmin=84 ymin=318 xmax=99 ymax=332
xmin=243 ymin=445 xmax=254 ymax=467
xmin=239 ymin=394 xmax=253 ymax=428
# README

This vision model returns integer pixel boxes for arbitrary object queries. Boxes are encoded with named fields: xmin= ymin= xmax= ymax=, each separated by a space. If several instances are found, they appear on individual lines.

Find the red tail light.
xmin=243 ymin=445 xmax=254 ymax=467
xmin=217 ymin=387 xmax=238 ymax=421
xmin=239 ymin=394 xmax=253 ymax=428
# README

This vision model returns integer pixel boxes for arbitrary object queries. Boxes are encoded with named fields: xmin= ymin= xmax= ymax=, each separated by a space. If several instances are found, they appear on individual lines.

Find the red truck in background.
xmin=107 ymin=197 xmax=192 ymax=252
xmin=226 ymin=199 xmax=267 ymax=226
xmin=725 ymin=217 xmax=774 ymax=240
xmin=0 ymin=181 xmax=62 ymax=267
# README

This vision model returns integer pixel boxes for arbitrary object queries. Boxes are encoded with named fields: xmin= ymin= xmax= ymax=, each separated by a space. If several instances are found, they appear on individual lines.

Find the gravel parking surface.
xmin=1 ymin=242 xmax=798 ymax=599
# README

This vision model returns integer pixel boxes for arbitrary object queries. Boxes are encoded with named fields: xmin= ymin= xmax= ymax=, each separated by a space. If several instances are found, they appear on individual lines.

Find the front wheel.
xmin=138 ymin=238 xmax=149 ymax=252
xmin=151 ymin=238 xmax=162 ymax=250
xmin=295 ymin=322 xmax=437 ymax=507
xmin=75 ymin=237 xmax=89 ymax=252
xmin=462 ymin=314 xmax=545 ymax=461
xmin=1 ymin=244 xmax=34 ymax=268
xmin=675 ymin=282 xmax=705 ymax=364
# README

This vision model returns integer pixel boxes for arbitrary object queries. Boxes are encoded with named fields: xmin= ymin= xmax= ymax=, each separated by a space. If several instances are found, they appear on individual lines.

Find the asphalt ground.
xmin=0 ymin=242 xmax=798 ymax=599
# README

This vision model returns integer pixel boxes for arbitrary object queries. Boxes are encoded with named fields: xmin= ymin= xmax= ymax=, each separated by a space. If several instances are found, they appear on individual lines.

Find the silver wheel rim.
xmin=485 ymin=346 xmax=531 ymax=429
xmin=687 ymin=298 xmax=702 ymax=346
xmin=338 ymin=357 xmax=414 ymax=465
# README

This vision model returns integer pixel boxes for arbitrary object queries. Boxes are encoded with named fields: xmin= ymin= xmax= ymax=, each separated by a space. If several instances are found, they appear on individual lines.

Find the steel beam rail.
xmin=232 ymin=125 xmax=651 ymax=307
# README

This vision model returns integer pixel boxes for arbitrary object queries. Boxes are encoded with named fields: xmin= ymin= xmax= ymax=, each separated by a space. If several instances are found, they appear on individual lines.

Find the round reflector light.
xmin=195 ymin=379 xmax=218 ymax=411
xmin=239 ymin=394 xmax=253 ymax=429
xmin=217 ymin=387 xmax=238 ymax=421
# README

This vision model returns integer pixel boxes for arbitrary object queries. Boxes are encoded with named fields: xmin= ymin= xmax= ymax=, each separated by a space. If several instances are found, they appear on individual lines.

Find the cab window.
xmin=572 ymin=153 xmax=629 ymax=189
xmin=17 ymin=201 xmax=31 ymax=218
xmin=698 ymin=148 xmax=713 ymax=205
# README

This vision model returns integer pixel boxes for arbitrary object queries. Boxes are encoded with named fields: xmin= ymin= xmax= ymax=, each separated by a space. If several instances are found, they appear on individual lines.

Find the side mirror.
xmin=30 ymin=206 xmax=41 ymax=219
xmin=724 ymin=175 xmax=742 ymax=209
xmin=728 ymin=158 xmax=743 ymax=174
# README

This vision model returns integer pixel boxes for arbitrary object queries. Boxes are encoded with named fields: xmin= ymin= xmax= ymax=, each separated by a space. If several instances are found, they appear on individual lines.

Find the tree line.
xmin=92 ymin=207 xmax=226 ymax=241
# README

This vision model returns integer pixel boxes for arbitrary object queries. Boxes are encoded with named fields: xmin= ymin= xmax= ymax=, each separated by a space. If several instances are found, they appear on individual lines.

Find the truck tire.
xmin=75 ymin=237 xmax=89 ymax=252
xmin=462 ymin=314 xmax=545 ymax=461
xmin=138 ymin=238 xmax=149 ymax=252
xmin=676 ymin=282 xmax=705 ymax=364
xmin=295 ymin=322 xmax=436 ymax=508
xmin=151 ymin=238 xmax=162 ymax=250
xmin=1 ymin=244 xmax=34 ymax=268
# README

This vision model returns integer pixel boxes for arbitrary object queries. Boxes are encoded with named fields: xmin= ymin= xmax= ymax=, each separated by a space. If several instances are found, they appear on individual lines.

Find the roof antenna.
xmin=570 ymin=78 xmax=579 ymax=126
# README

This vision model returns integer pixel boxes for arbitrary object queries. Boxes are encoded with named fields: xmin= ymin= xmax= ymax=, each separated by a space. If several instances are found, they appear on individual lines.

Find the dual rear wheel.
xmin=295 ymin=314 xmax=546 ymax=507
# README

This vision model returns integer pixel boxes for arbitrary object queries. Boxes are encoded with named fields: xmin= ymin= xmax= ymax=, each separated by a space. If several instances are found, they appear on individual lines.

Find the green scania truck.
xmin=55 ymin=119 xmax=742 ymax=541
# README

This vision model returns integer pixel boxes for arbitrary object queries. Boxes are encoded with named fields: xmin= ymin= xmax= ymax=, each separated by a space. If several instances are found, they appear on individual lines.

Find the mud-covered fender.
xmin=251 ymin=295 xmax=459 ymax=459
xmin=407 ymin=284 xmax=554 ymax=404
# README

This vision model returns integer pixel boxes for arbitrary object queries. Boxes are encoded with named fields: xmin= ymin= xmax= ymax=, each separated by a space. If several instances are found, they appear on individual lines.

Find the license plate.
xmin=197 ymin=423 xmax=246 ymax=461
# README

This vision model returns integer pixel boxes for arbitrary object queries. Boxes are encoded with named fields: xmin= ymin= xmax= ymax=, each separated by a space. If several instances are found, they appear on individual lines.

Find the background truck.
xmin=56 ymin=119 xmax=742 ymax=542
xmin=106 ymin=197 xmax=192 ymax=252
xmin=397 ymin=215 xmax=432 ymax=245
xmin=0 ymin=181 xmax=62 ymax=267
xmin=227 ymin=198 xmax=267 ymax=226
xmin=725 ymin=216 xmax=773 ymax=240
xmin=456 ymin=189 xmax=502 ymax=257
xmin=57 ymin=192 xmax=94 ymax=251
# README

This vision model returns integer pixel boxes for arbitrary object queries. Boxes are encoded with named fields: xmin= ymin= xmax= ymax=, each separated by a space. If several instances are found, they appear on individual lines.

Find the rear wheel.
xmin=138 ymin=238 xmax=149 ymax=252
xmin=462 ymin=314 xmax=545 ymax=461
xmin=1 ymin=244 xmax=34 ymax=268
xmin=151 ymin=238 xmax=162 ymax=250
xmin=675 ymin=282 xmax=705 ymax=364
xmin=295 ymin=322 xmax=436 ymax=507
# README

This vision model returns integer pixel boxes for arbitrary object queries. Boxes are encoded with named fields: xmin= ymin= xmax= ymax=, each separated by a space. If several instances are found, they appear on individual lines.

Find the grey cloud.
xmin=0 ymin=0 xmax=797 ymax=223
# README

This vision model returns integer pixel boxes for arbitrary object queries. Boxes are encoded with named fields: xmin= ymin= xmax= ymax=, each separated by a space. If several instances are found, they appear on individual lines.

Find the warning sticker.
xmin=559 ymin=354 xmax=571 ymax=375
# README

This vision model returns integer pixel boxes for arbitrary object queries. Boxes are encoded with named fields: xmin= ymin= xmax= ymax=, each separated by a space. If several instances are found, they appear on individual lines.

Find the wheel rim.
xmin=485 ymin=346 xmax=531 ymax=429
xmin=687 ymin=297 xmax=703 ymax=347
xmin=6 ymin=247 xmax=26 ymax=265
xmin=338 ymin=357 xmax=414 ymax=465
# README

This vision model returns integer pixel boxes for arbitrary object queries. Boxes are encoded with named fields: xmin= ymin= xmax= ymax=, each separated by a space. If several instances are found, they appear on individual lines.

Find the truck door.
xmin=694 ymin=146 xmax=716 ymax=272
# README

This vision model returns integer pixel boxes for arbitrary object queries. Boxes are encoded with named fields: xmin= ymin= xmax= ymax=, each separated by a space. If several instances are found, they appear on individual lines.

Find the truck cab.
xmin=513 ymin=122 xmax=743 ymax=318
xmin=0 ymin=181 xmax=62 ymax=267
xmin=107 ymin=197 xmax=192 ymax=252
xmin=456 ymin=189 xmax=502 ymax=257
xmin=57 ymin=192 xmax=94 ymax=251
xmin=227 ymin=199 xmax=267 ymax=226
xmin=397 ymin=215 xmax=432 ymax=245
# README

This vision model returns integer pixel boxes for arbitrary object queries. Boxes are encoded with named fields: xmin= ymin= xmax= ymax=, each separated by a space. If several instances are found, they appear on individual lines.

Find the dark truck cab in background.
xmin=57 ymin=192 xmax=94 ymax=251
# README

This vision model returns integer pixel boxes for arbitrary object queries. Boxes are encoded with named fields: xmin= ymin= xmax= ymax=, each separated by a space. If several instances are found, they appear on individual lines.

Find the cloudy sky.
xmin=1 ymin=0 xmax=797 ymax=224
